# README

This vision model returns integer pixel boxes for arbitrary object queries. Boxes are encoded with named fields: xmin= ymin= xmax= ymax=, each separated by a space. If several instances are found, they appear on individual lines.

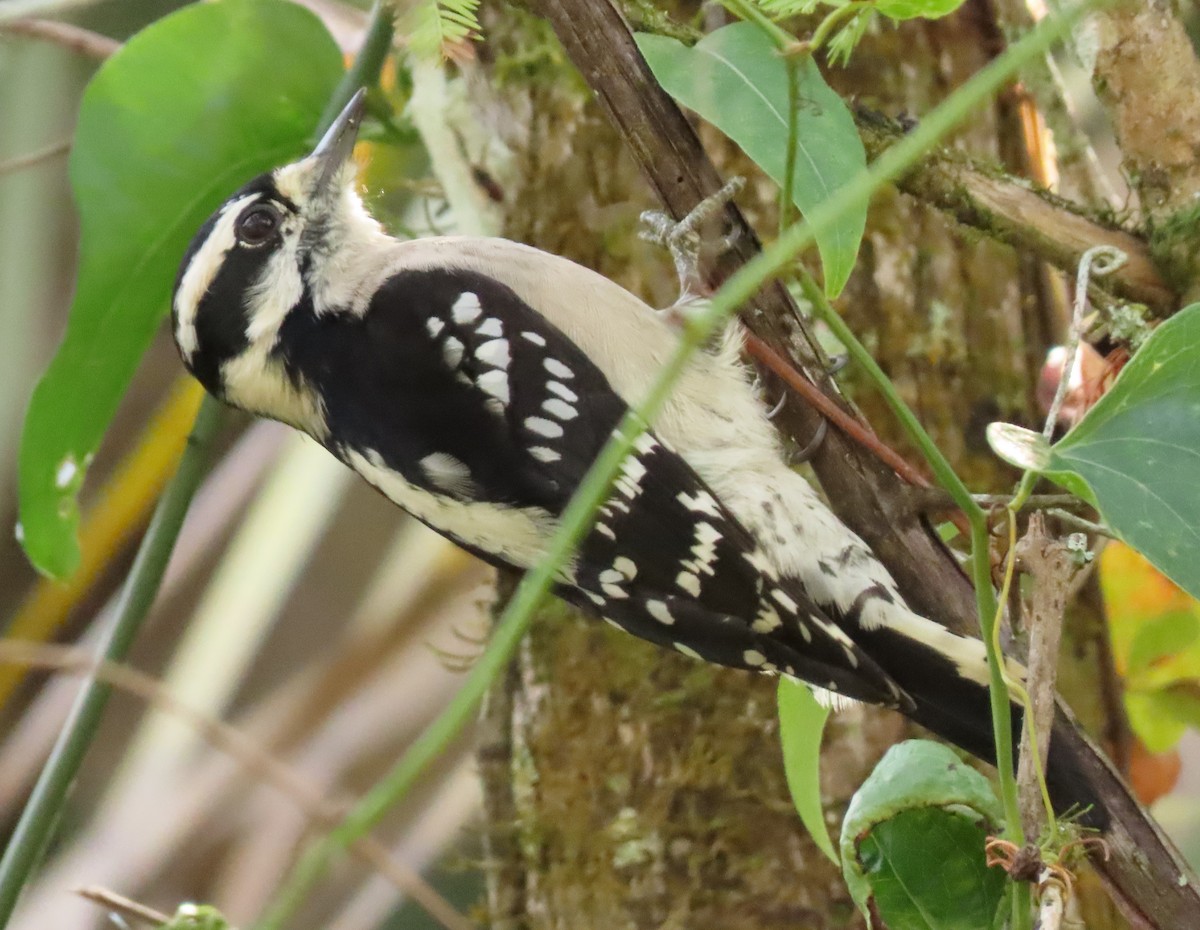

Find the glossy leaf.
xmin=857 ymin=807 xmax=1006 ymax=930
xmin=1044 ymin=303 xmax=1200 ymax=601
xmin=841 ymin=740 xmax=1003 ymax=927
xmin=777 ymin=678 xmax=837 ymax=864
xmin=18 ymin=0 xmax=343 ymax=577
xmin=636 ymin=23 xmax=867 ymax=296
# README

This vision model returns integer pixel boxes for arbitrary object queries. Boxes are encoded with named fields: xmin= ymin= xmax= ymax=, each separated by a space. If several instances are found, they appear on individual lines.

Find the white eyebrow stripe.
xmin=173 ymin=194 xmax=257 ymax=360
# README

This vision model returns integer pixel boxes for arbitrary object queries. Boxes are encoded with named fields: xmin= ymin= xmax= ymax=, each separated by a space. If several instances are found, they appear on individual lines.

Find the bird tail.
xmin=850 ymin=620 xmax=1109 ymax=829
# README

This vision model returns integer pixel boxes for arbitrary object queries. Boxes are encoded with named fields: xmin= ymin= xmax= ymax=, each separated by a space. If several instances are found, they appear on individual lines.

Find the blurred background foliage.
xmin=2 ymin=3 xmax=491 ymax=928
xmin=4 ymin=1 xmax=1200 ymax=929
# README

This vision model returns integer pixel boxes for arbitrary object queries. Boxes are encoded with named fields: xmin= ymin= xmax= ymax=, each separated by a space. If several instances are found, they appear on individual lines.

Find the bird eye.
xmin=236 ymin=204 xmax=281 ymax=246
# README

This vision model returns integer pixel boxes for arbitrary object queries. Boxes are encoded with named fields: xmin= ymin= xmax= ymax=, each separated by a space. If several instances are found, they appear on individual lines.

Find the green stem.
xmin=0 ymin=6 xmax=398 ymax=925
xmin=779 ymin=55 xmax=800 ymax=236
xmin=0 ymin=396 xmax=224 ymax=928
xmin=808 ymin=2 xmax=868 ymax=55
xmin=800 ymin=265 xmax=1025 ymax=841
xmin=317 ymin=0 xmax=395 ymax=131
xmin=719 ymin=0 xmax=795 ymax=47
xmin=252 ymin=4 xmax=1104 ymax=928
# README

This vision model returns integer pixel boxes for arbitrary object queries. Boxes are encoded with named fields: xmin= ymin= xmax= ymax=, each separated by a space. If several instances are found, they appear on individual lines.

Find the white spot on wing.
xmin=676 ymin=570 xmax=701 ymax=597
xmin=443 ymin=337 xmax=464 ymax=368
xmin=420 ymin=452 xmax=476 ymax=496
xmin=347 ymin=448 xmax=561 ymax=569
xmin=674 ymin=643 xmax=703 ymax=660
xmin=543 ymin=398 xmax=577 ymax=421
xmin=771 ymin=589 xmax=798 ymax=613
xmin=743 ymin=649 xmax=767 ymax=667
xmin=529 ymin=446 xmax=560 ymax=463
xmin=426 ymin=318 xmax=445 ymax=338
xmin=677 ymin=490 xmax=721 ymax=517
xmin=547 ymin=381 xmax=577 ymax=402
xmin=476 ymin=317 xmax=503 ymax=337
xmin=613 ymin=556 xmax=637 ymax=579
xmin=475 ymin=339 xmax=511 ymax=369
xmin=752 ymin=606 xmax=782 ymax=633
xmin=525 ymin=417 xmax=564 ymax=438
xmin=477 ymin=369 xmax=510 ymax=405
xmin=452 ymin=291 xmax=482 ymax=323
xmin=544 ymin=358 xmax=574 ymax=379
xmin=646 ymin=599 xmax=674 ymax=625
xmin=522 ymin=331 xmax=547 ymax=346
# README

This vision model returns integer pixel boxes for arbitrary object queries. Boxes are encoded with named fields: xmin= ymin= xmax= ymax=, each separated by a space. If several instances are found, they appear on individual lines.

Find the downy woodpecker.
xmin=173 ymin=90 xmax=1080 ymax=800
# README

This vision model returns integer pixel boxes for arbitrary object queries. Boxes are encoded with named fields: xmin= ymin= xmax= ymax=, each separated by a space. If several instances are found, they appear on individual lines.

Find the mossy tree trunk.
xmin=469 ymin=2 xmax=1130 ymax=926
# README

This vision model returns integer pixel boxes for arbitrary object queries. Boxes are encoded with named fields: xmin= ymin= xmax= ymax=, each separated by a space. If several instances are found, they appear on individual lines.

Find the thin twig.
xmin=0 ymin=642 xmax=475 ymax=930
xmin=856 ymin=117 xmax=1172 ymax=313
xmin=0 ymin=0 xmax=105 ymax=26
xmin=1015 ymin=516 xmax=1077 ymax=840
xmin=1044 ymin=245 xmax=1127 ymax=439
xmin=746 ymin=330 xmax=928 ymax=487
xmin=1045 ymin=508 xmax=1116 ymax=540
xmin=75 ymin=887 xmax=170 ymax=928
xmin=0 ymin=139 xmax=71 ymax=178
xmin=1 ymin=18 xmax=119 ymax=59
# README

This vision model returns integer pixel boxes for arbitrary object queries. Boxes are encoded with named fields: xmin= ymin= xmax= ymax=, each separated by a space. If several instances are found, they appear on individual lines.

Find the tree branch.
xmin=857 ymin=114 xmax=1176 ymax=314
xmin=1092 ymin=0 xmax=1200 ymax=220
xmin=523 ymin=1 xmax=1200 ymax=926
xmin=0 ymin=18 xmax=118 ymax=59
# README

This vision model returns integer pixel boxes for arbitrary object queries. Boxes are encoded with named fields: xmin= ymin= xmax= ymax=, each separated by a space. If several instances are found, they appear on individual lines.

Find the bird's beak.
xmin=310 ymin=88 xmax=366 ymax=200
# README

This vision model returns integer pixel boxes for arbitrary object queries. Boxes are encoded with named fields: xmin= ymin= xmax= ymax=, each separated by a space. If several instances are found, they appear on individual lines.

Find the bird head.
xmin=171 ymin=89 xmax=376 ymax=424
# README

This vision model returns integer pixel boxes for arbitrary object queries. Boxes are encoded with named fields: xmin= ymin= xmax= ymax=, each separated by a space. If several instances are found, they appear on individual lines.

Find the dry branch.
xmin=857 ymin=116 xmax=1175 ymax=313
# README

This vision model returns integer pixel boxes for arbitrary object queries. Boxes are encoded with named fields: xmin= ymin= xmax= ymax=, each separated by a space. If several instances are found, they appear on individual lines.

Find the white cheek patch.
xmin=245 ymin=235 xmax=304 ymax=345
xmin=174 ymin=194 xmax=256 ymax=361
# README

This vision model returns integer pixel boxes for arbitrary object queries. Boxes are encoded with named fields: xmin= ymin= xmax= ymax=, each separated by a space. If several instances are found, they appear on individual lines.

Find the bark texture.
xmin=471 ymin=1 xmax=1195 ymax=927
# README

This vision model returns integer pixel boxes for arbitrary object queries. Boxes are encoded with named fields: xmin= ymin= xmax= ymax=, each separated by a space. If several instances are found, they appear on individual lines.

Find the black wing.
xmin=276 ymin=266 xmax=908 ymax=708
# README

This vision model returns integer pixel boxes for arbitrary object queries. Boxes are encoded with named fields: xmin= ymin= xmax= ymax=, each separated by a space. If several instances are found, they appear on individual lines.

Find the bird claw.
xmin=641 ymin=177 xmax=746 ymax=315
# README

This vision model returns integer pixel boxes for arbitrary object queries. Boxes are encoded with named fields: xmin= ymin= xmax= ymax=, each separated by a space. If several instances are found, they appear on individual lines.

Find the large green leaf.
xmin=636 ymin=23 xmax=867 ymax=297
xmin=777 ymin=678 xmax=837 ymax=864
xmin=1043 ymin=303 xmax=1200 ymax=600
xmin=18 ymin=0 xmax=343 ymax=578
xmin=841 ymin=741 xmax=1004 ymax=929
xmin=857 ymin=808 xmax=1006 ymax=930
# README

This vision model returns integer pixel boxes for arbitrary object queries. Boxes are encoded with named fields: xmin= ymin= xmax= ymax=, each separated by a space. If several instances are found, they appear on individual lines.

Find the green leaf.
xmin=857 ymin=808 xmax=1006 ymax=930
xmin=1127 ymin=611 xmax=1200 ymax=679
xmin=406 ymin=0 xmax=481 ymax=62
xmin=1044 ymin=303 xmax=1200 ymax=600
xmin=1127 ymin=689 xmax=1191 ymax=753
xmin=841 ymin=741 xmax=1004 ymax=926
xmin=18 ymin=0 xmax=343 ymax=578
xmin=875 ymin=0 xmax=967 ymax=19
xmin=985 ymin=421 xmax=1051 ymax=472
xmin=636 ymin=23 xmax=867 ymax=296
xmin=777 ymin=678 xmax=838 ymax=864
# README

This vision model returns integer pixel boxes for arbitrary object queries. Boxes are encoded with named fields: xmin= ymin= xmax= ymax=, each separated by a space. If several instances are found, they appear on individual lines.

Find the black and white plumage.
xmin=172 ymin=91 xmax=1093 ymax=804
